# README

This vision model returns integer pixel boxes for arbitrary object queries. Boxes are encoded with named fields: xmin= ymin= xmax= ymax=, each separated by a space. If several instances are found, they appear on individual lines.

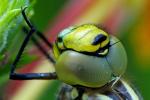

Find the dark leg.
xmin=22 ymin=27 xmax=55 ymax=63
xmin=36 ymin=31 xmax=53 ymax=49
xmin=10 ymin=72 xmax=57 ymax=80
xmin=10 ymin=7 xmax=57 ymax=80
xmin=74 ymin=87 xmax=85 ymax=100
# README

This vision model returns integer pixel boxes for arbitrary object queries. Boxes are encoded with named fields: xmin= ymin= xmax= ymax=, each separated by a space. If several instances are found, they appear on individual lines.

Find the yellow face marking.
xmin=53 ymin=24 xmax=110 ymax=59
xmin=53 ymin=43 xmax=61 ymax=60
xmin=63 ymin=24 xmax=109 ymax=52
xmin=57 ymin=42 xmax=64 ymax=49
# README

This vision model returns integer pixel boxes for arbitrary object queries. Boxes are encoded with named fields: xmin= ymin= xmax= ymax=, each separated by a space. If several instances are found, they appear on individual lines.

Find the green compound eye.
xmin=55 ymin=34 xmax=127 ymax=88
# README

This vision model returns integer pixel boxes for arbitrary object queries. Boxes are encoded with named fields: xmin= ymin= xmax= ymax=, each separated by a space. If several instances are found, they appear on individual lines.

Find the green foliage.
xmin=0 ymin=0 xmax=29 ymax=53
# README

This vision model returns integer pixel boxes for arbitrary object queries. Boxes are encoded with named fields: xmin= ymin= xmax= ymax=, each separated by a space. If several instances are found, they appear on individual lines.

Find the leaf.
xmin=0 ymin=0 xmax=29 ymax=53
xmin=0 ymin=0 xmax=35 ymax=87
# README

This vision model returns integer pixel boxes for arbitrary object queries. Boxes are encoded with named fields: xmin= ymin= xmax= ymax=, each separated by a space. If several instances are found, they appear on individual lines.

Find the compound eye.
xmin=92 ymin=34 xmax=107 ymax=45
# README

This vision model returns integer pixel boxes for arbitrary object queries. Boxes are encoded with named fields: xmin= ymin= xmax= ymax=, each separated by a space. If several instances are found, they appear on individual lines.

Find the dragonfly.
xmin=9 ymin=7 xmax=142 ymax=100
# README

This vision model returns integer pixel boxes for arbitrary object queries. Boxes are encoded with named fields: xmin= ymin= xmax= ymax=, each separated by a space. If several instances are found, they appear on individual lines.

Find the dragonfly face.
xmin=53 ymin=24 xmax=127 ymax=88
xmin=10 ymin=9 xmax=142 ymax=100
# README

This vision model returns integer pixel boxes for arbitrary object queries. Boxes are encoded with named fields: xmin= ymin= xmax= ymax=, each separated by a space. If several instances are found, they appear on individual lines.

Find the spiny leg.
xmin=22 ymin=27 xmax=55 ymax=63
xmin=22 ymin=7 xmax=55 ymax=63
xmin=10 ymin=7 xmax=57 ymax=80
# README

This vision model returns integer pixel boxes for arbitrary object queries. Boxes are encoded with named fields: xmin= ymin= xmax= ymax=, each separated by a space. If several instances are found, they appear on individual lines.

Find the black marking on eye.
xmin=92 ymin=34 xmax=107 ymax=45
xmin=57 ymin=36 xmax=63 ymax=42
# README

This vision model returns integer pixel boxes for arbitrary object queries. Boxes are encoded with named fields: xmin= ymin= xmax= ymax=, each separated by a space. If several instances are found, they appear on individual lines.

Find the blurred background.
xmin=0 ymin=0 xmax=150 ymax=100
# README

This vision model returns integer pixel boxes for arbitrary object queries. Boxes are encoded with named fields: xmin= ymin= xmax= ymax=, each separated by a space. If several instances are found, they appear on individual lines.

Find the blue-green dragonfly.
xmin=10 ymin=8 xmax=142 ymax=100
